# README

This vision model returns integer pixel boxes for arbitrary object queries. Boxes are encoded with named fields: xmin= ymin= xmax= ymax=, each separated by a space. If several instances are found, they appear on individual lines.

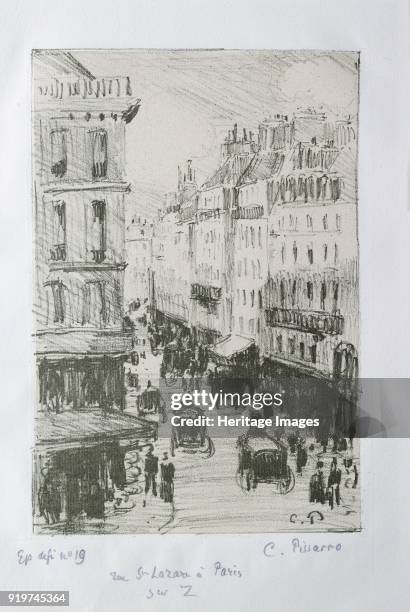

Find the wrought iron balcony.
xmin=91 ymin=249 xmax=106 ymax=263
xmin=232 ymin=204 xmax=264 ymax=220
xmin=50 ymin=243 xmax=66 ymax=261
xmin=92 ymin=160 xmax=108 ymax=179
xmin=191 ymin=283 xmax=222 ymax=303
xmin=265 ymin=307 xmax=344 ymax=335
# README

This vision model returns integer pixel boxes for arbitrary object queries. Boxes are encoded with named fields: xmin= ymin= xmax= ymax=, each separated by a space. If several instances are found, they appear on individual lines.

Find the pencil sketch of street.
xmin=32 ymin=49 xmax=360 ymax=534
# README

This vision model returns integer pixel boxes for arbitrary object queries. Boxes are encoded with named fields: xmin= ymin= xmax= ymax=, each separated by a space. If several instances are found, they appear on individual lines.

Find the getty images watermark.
xmin=170 ymin=390 xmax=320 ymax=429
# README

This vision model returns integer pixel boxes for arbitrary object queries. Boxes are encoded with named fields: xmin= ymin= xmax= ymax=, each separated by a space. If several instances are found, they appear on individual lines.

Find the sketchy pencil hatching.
xmin=32 ymin=50 xmax=360 ymax=534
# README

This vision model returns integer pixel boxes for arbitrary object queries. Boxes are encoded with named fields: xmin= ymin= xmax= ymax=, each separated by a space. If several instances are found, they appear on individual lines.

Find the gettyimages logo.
xmin=168 ymin=389 xmax=320 ymax=430
xmin=170 ymin=390 xmax=283 ymax=411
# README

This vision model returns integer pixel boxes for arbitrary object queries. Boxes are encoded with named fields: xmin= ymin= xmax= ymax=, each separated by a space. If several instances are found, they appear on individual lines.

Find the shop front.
xmin=33 ymin=409 xmax=156 ymax=527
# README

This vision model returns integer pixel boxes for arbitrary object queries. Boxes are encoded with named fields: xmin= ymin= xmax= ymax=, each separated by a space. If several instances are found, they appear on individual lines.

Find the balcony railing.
xmin=92 ymin=160 xmax=108 ymax=179
xmin=50 ymin=244 xmax=66 ymax=261
xmin=233 ymin=205 xmax=264 ymax=220
xmin=265 ymin=307 xmax=344 ymax=335
xmin=191 ymin=283 xmax=222 ymax=303
xmin=196 ymin=209 xmax=221 ymax=223
xmin=91 ymin=249 xmax=106 ymax=263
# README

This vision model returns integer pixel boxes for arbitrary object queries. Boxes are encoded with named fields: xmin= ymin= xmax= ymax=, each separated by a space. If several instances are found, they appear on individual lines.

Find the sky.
xmin=75 ymin=50 xmax=359 ymax=221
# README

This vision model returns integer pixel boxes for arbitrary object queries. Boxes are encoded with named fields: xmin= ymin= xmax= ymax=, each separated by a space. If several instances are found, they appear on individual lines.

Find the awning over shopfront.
xmin=208 ymin=334 xmax=254 ymax=365
xmin=35 ymin=329 xmax=133 ymax=358
xmin=35 ymin=408 xmax=155 ymax=451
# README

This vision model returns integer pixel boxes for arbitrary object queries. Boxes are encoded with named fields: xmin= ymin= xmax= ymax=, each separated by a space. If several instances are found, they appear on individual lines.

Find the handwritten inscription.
xmin=263 ymin=539 xmax=342 ymax=557
xmin=17 ymin=548 xmax=86 ymax=566
xmin=110 ymin=561 xmax=243 ymax=600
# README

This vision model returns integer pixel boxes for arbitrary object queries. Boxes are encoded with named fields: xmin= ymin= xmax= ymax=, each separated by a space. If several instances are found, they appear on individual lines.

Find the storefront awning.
xmin=35 ymin=330 xmax=133 ymax=358
xmin=208 ymin=334 xmax=254 ymax=364
xmin=35 ymin=409 xmax=155 ymax=451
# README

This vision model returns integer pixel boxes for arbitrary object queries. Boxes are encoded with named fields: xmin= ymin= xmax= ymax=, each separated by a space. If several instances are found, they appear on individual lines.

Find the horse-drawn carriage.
xmin=237 ymin=433 xmax=295 ymax=494
xmin=170 ymin=407 xmax=214 ymax=458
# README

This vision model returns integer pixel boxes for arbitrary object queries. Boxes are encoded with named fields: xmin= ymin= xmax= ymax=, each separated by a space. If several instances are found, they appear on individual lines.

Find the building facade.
xmin=33 ymin=51 xmax=141 ymax=412
xmin=259 ymin=111 xmax=358 ymax=381
xmin=32 ymin=51 xmax=149 ymax=526
xmin=150 ymin=112 xmax=358 ymax=383
xmin=125 ymin=216 xmax=153 ymax=307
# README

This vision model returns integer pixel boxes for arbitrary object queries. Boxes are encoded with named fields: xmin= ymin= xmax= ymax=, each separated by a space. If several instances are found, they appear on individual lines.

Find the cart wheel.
xmin=206 ymin=435 xmax=215 ymax=458
xmin=235 ymin=469 xmax=251 ymax=493
xmin=279 ymin=466 xmax=295 ymax=495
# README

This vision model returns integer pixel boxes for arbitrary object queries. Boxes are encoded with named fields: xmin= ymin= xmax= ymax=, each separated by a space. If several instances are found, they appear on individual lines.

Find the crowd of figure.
xmin=304 ymin=436 xmax=359 ymax=510
xmin=145 ymin=320 xmax=210 ymax=382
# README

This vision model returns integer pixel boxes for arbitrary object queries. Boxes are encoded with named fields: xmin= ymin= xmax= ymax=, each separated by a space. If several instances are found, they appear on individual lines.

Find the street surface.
xmin=38 ymin=335 xmax=360 ymax=535
xmin=118 ymin=337 xmax=360 ymax=534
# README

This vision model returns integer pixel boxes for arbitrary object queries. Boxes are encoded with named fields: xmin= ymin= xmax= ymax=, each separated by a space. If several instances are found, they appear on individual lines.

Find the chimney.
xmin=243 ymin=127 xmax=247 ymax=141
xmin=233 ymin=123 xmax=238 ymax=143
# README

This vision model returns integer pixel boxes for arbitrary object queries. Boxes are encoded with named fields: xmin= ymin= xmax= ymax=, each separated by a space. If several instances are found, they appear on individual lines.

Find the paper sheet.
xmin=0 ymin=0 xmax=409 ymax=610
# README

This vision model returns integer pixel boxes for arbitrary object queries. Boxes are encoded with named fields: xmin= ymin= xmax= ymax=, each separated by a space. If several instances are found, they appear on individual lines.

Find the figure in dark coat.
xmin=309 ymin=461 xmax=326 ymax=504
xmin=296 ymin=439 xmax=308 ymax=475
xmin=327 ymin=457 xmax=342 ymax=509
xmin=49 ymin=482 xmax=62 ymax=523
xmin=160 ymin=452 xmax=175 ymax=503
xmin=38 ymin=483 xmax=51 ymax=524
xmin=85 ymin=482 xmax=105 ymax=519
xmin=143 ymin=446 xmax=158 ymax=507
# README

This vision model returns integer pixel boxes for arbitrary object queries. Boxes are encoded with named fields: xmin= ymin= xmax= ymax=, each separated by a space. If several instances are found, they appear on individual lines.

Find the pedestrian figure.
xmin=38 ymin=482 xmax=51 ymax=524
xmin=319 ymin=435 xmax=328 ymax=454
xmin=352 ymin=463 xmax=359 ymax=488
xmin=343 ymin=445 xmax=354 ymax=473
xmin=237 ymin=437 xmax=253 ymax=491
xmin=309 ymin=461 xmax=326 ymax=504
xmin=338 ymin=437 xmax=348 ymax=452
xmin=288 ymin=433 xmax=297 ymax=454
xmin=143 ymin=445 xmax=158 ymax=507
xmin=49 ymin=481 xmax=62 ymax=523
xmin=86 ymin=482 xmax=105 ymax=519
xmin=182 ymin=368 xmax=191 ymax=392
xmin=139 ymin=380 xmax=166 ymax=420
xmin=296 ymin=439 xmax=308 ymax=475
xmin=160 ymin=452 xmax=175 ymax=503
xmin=327 ymin=457 xmax=342 ymax=509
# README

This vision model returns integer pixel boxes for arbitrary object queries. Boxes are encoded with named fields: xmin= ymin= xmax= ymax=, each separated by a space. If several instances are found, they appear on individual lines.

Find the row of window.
xmin=236 ymin=289 xmax=263 ymax=308
xmin=234 ymin=316 xmax=258 ymax=336
xmin=203 ymin=229 xmax=221 ymax=244
xmin=237 ymin=225 xmax=263 ymax=249
xmin=292 ymin=145 xmax=337 ymax=172
xmin=267 ymin=175 xmax=342 ymax=206
xmin=47 ymin=280 xmax=115 ymax=326
xmin=272 ymin=335 xmax=318 ymax=363
xmin=50 ymin=199 xmax=106 ymax=262
xmin=281 ymin=242 xmax=339 ymax=265
xmin=266 ymin=279 xmax=339 ymax=311
xmin=50 ymin=128 xmax=108 ymax=179
xmin=196 ymin=263 xmax=220 ymax=283
xmin=237 ymin=258 xmax=262 ymax=279
xmin=276 ymin=212 xmax=341 ymax=233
